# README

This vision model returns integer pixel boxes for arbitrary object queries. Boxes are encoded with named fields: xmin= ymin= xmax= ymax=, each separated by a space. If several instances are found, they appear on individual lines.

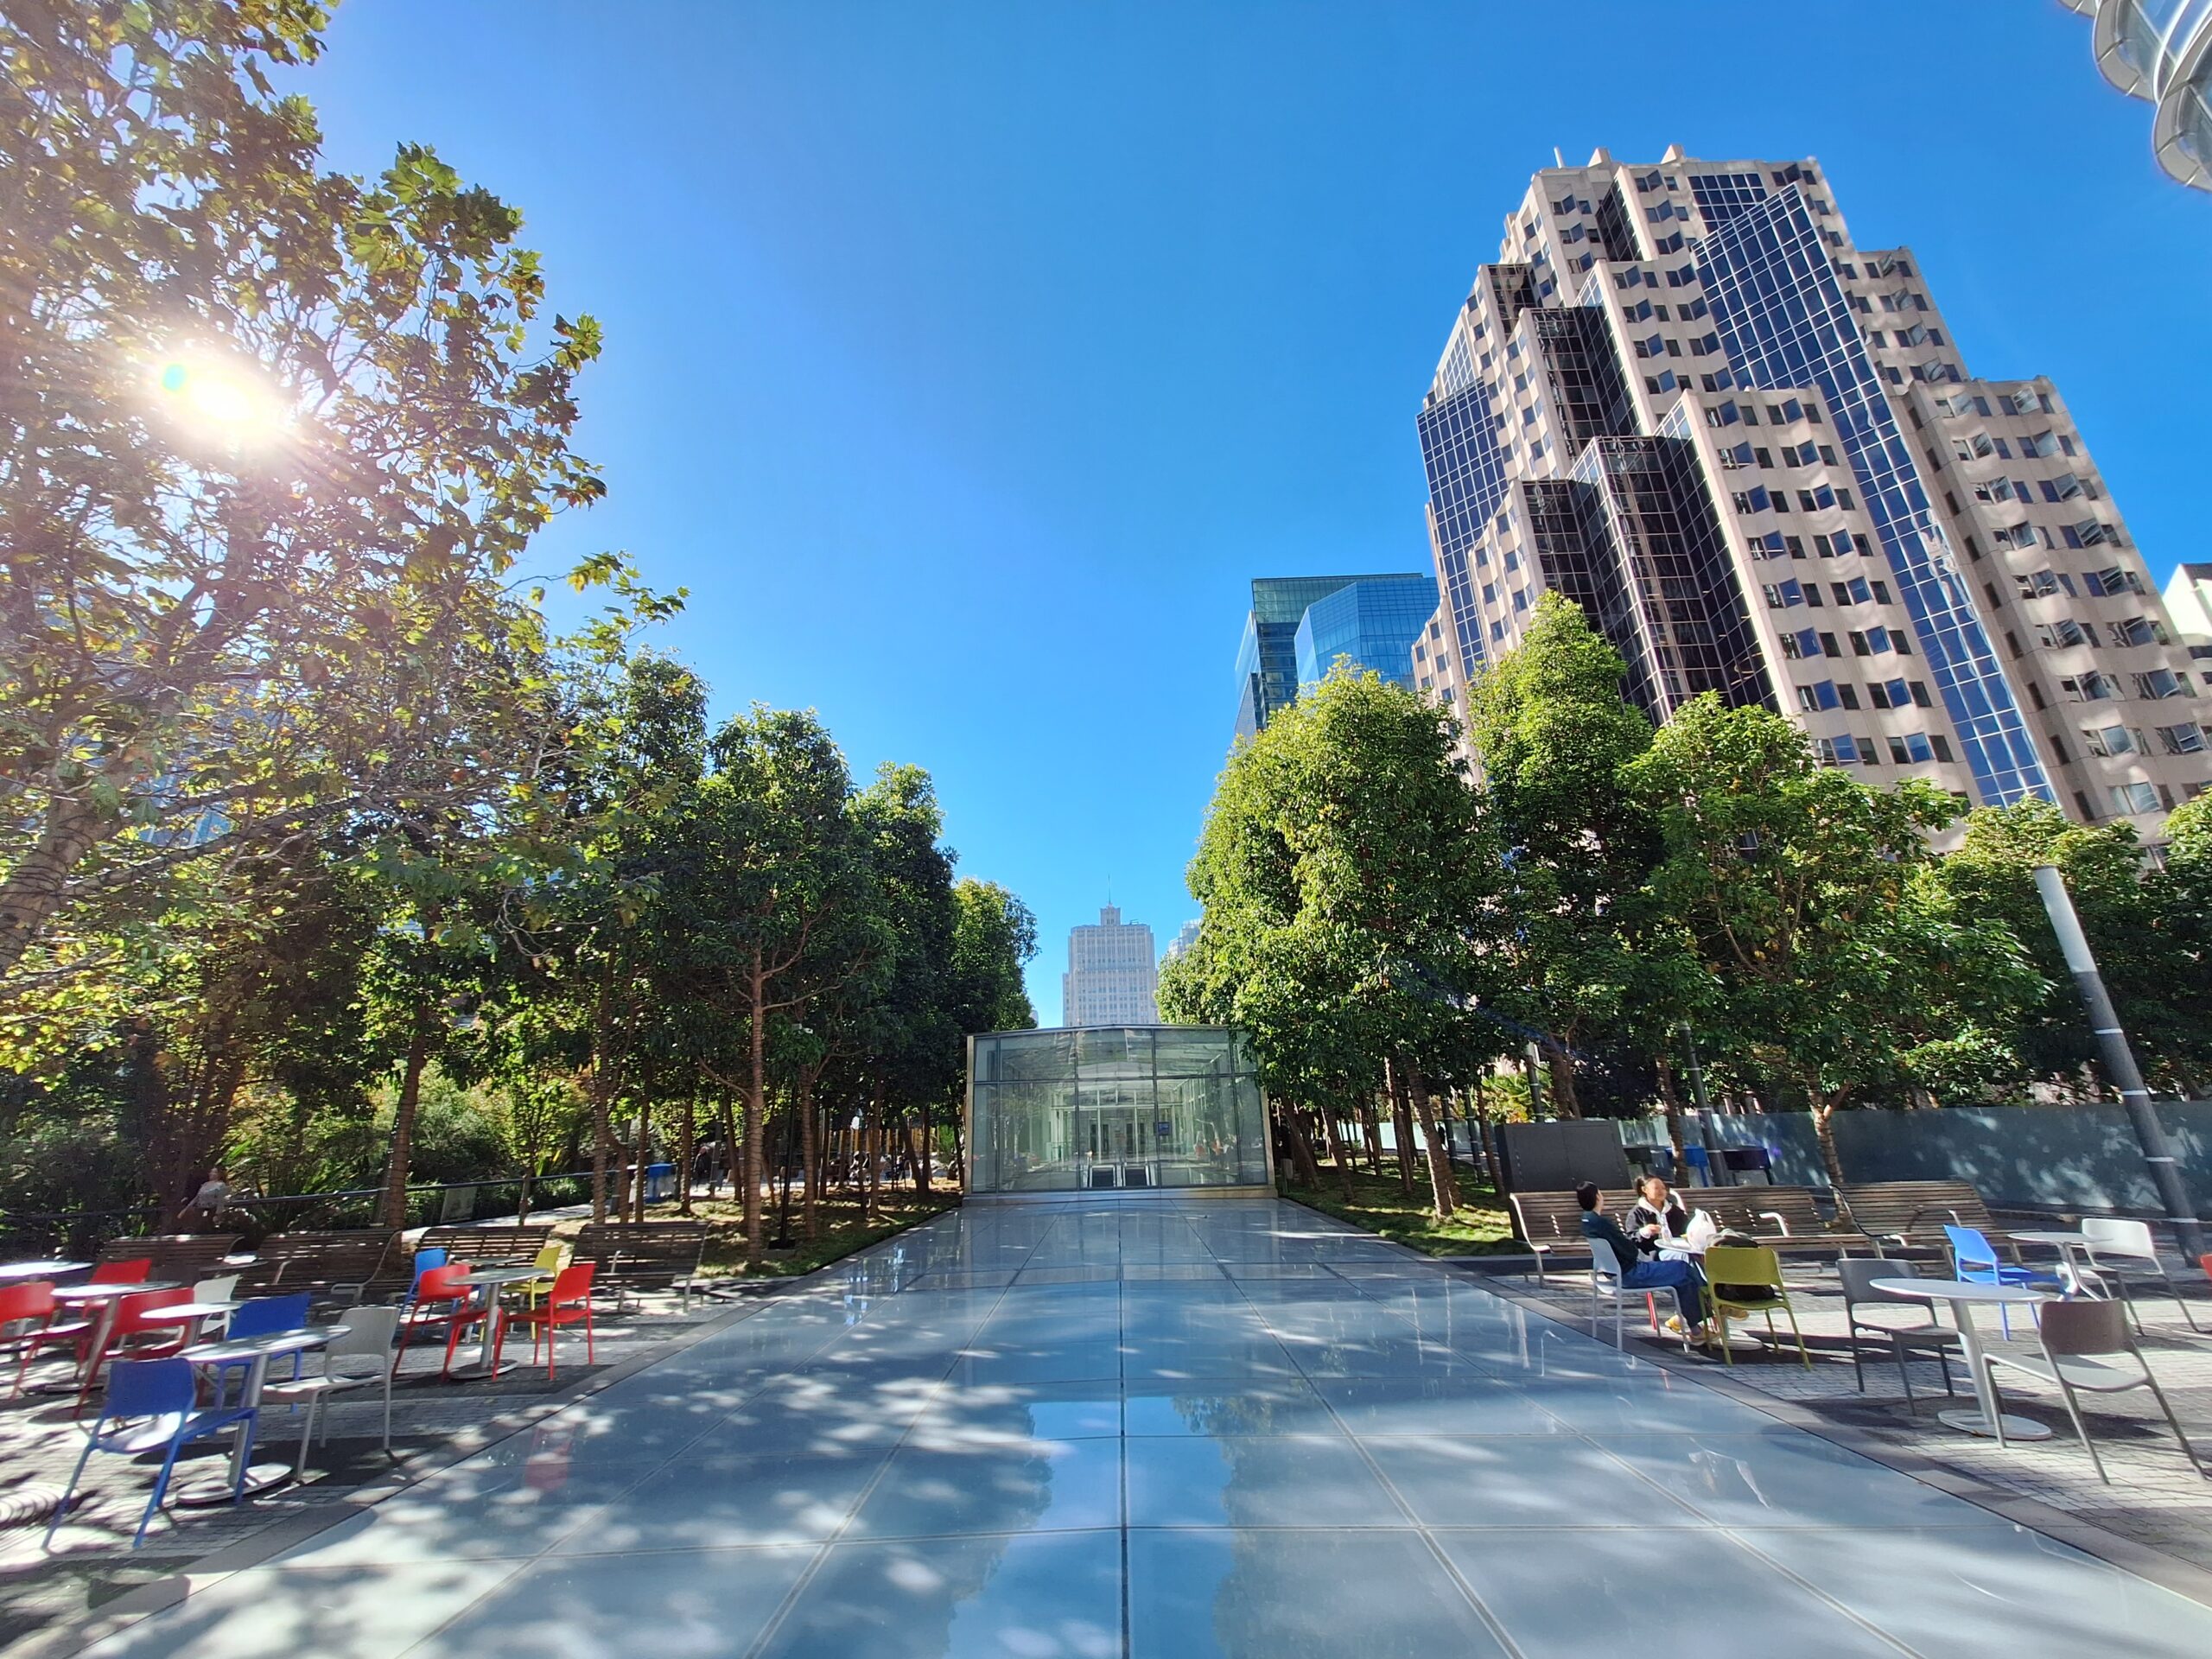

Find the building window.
xmin=2110 ymin=781 xmax=2160 ymax=816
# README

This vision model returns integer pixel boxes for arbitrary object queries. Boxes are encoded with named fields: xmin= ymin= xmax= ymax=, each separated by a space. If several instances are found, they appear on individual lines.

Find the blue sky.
xmin=288 ymin=2 xmax=2211 ymax=1022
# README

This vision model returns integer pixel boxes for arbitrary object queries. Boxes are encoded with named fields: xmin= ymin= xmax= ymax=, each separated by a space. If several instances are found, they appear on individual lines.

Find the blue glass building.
xmin=1232 ymin=572 xmax=1433 ymax=743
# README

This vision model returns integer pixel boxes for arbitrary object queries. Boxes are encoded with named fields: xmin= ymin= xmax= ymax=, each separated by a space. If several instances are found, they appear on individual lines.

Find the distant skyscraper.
xmin=1233 ymin=573 xmax=1434 ymax=744
xmin=1161 ymin=919 xmax=1202 ymax=966
xmin=1414 ymin=147 xmax=2209 ymax=839
xmin=2060 ymin=2 xmax=2212 ymax=191
xmin=1061 ymin=906 xmax=1159 ymax=1026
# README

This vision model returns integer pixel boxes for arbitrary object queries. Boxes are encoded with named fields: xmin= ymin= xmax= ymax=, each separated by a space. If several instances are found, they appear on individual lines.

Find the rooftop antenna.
xmin=1553 ymin=146 xmax=1565 ymax=167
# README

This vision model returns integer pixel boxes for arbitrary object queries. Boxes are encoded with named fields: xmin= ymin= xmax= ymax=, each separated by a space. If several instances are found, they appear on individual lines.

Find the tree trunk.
xmin=717 ymin=1093 xmax=742 ymax=1210
xmin=630 ymin=1099 xmax=652 ymax=1224
xmin=1275 ymin=1103 xmax=1324 ymax=1187
xmin=1385 ymin=1063 xmax=1417 ymax=1195
xmin=588 ymin=981 xmax=618 ymax=1224
xmin=1813 ymin=1096 xmax=1848 ymax=1190
xmin=1357 ymin=1096 xmax=1382 ymax=1173
xmin=380 ymin=1000 xmax=437 ymax=1230
xmin=1403 ymin=1063 xmax=1459 ymax=1220
xmin=1319 ymin=1104 xmax=1357 ymax=1199
xmin=677 ymin=1096 xmax=696 ymax=1217
xmin=798 ymin=1065 xmax=821 ymax=1239
xmin=1471 ymin=1071 xmax=1496 ymax=1188
xmin=744 ymin=949 xmax=768 ymax=1268
xmin=912 ymin=1098 xmax=931 ymax=1196
xmin=1545 ymin=1041 xmax=1583 ymax=1119
xmin=864 ymin=1080 xmax=886 ymax=1223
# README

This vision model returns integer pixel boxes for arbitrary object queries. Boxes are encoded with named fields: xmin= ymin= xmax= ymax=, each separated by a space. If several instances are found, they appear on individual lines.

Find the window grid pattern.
xmin=1694 ymin=189 xmax=2052 ymax=806
xmin=1418 ymin=382 xmax=1509 ymax=672
xmin=1294 ymin=577 xmax=1437 ymax=693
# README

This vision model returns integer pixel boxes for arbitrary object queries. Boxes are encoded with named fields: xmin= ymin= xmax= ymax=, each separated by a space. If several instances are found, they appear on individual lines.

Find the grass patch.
xmin=1283 ymin=1162 xmax=1523 ymax=1256
xmin=648 ymin=1189 xmax=959 ymax=1280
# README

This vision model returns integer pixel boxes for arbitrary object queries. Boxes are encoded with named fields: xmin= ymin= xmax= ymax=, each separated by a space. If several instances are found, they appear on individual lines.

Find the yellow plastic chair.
xmin=513 ymin=1242 xmax=572 ymax=1311
xmin=1701 ymin=1244 xmax=1809 ymax=1368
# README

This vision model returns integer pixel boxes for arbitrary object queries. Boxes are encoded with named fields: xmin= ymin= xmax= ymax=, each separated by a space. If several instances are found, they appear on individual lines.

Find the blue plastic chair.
xmin=203 ymin=1293 xmax=313 ymax=1400
xmin=46 ymin=1357 xmax=256 ymax=1547
xmin=404 ymin=1248 xmax=448 ymax=1309
xmin=1945 ymin=1224 xmax=2062 ymax=1337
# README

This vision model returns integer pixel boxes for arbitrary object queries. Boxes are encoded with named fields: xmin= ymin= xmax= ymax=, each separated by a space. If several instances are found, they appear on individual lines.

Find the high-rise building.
xmin=1414 ymin=147 xmax=2209 ymax=841
xmin=2060 ymin=2 xmax=2212 ymax=192
xmin=1061 ymin=906 xmax=1159 ymax=1027
xmin=2165 ymin=563 xmax=2212 ymax=639
xmin=1161 ymin=918 xmax=1202 ymax=967
xmin=1233 ymin=573 xmax=1433 ymax=744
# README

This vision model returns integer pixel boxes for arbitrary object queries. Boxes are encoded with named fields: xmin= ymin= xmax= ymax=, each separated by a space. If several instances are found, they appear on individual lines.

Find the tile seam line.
xmin=1466 ymin=1264 xmax=2212 ymax=1614
xmin=7 ymin=1236 xmax=899 ymax=1659
xmin=1221 ymin=1224 xmax=1529 ymax=1659
xmin=1338 ymin=1240 xmax=1935 ymax=1657
xmin=734 ymin=1205 xmax=1057 ymax=1659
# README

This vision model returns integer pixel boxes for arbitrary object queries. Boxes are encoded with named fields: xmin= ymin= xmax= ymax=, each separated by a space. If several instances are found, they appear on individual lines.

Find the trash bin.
xmin=645 ymin=1161 xmax=676 ymax=1202
xmin=1720 ymin=1146 xmax=1773 ymax=1185
xmin=1681 ymin=1146 xmax=1713 ymax=1186
xmin=1625 ymin=1145 xmax=1675 ymax=1181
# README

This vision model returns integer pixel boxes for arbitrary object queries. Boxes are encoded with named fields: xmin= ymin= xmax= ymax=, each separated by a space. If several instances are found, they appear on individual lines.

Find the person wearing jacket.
xmin=1577 ymin=1181 xmax=1711 ymax=1342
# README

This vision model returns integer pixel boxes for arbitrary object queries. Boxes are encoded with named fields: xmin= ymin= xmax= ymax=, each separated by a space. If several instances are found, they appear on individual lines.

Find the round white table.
xmin=175 ymin=1328 xmax=334 ymax=1502
xmin=0 ymin=1259 xmax=88 ymax=1284
xmin=447 ymin=1266 xmax=547 ymax=1380
xmin=2007 ymin=1230 xmax=2107 ymax=1298
xmin=1872 ymin=1276 xmax=2054 ymax=1441
xmin=130 ymin=1299 xmax=236 ymax=1344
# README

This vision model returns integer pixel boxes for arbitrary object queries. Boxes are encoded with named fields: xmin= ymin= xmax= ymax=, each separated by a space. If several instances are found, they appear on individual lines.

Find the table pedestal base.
xmin=172 ymin=1463 xmax=301 ymax=1506
xmin=1936 ymin=1407 xmax=2052 ymax=1440
xmin=441 ymin=1360 xmax=516 ymax=1382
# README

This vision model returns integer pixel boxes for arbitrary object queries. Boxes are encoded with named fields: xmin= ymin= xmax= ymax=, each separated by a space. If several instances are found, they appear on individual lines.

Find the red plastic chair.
xmin=91 ymin=1259 xmax=153 ymax=1285
xmin=393 ymin=1262 xmax=475 ymax=1378
xmin=75 ymin=1287 xmax=193 ymax=1413
xmin=510 ymin=1262 xmax=596 ymax=1380
xmin=0 ymin=1281 xmax=92 ymax=1396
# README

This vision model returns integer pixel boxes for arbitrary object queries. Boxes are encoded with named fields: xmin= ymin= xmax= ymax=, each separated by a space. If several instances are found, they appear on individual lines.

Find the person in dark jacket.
xmin=1578 ymin=1181 xmax=1710 ymax=1340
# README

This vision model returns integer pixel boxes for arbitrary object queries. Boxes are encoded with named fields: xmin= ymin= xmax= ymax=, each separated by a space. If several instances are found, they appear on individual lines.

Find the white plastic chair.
xmin=1587 ymin=1251 xmax=1662 ymax=1349
xmin=190 ymin=1274 xmax=239 ymax=1304
xmin=1981 ymin=1297 xmax=2202 ymax=1480
xmin=2082 ymin=1218 xmax=2201 ymax=1334
xmin=260 ymin=1305 xmax=399 ymax=1476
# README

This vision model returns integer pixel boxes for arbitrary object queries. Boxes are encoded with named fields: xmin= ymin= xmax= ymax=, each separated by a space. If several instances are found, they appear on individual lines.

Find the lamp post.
xmin=2032 ymin=864 xmax=2202 ymax=1259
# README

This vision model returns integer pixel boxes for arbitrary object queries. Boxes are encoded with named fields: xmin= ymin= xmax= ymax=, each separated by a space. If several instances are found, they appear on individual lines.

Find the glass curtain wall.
xmin=966 ymin=1027 xmax=1271 ymax=1194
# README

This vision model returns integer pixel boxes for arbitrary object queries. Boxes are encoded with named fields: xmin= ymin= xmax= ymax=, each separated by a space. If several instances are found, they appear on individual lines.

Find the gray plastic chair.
xmin=1836 ymin=1257 xmax=1959 ymax=1407
xmin=1981 ymin=1297 xmax=2202 ymax=1481
xmin=260 ymin=1305 xmax=399 ymax=1476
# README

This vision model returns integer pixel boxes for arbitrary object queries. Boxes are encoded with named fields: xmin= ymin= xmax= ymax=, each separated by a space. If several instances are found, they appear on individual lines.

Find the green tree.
xmin=1932 ymin=799 xmax=2209 ymax=1096
xmin=0 ymin=1 xmax=613 ymax=984
xmin=1627 ymin=696 xmax=2043 ymax=1185
xmin=1166 ymin=666 xmax=1492 ymax=1217
xmin=1461 ymin=594 xmax=1662 ymax=1117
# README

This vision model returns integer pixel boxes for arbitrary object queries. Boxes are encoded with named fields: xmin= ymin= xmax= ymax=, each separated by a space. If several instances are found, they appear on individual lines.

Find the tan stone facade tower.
xmin=1414 ymin=148 xmax=2209 ymax=844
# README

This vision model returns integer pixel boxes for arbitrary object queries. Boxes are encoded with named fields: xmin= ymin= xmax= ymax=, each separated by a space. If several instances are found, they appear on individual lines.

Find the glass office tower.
xmin=965 ymin=1027 xmax=1272 ymax=1197
xmin=1232 ymin=572 xmax=1433 ymax=744
xmin=1414 ymin=148 xmax=2211 ymax=841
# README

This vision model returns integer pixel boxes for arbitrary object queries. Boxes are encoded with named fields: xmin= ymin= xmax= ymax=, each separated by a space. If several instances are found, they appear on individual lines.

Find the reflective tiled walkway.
xmin=80 ymin=1200 xmax=2212 ymax=1657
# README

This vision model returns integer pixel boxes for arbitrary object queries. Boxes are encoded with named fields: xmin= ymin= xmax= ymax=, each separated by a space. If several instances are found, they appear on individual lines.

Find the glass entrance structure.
xmin=964 ymin=1026 xmax=1273 ymax=1196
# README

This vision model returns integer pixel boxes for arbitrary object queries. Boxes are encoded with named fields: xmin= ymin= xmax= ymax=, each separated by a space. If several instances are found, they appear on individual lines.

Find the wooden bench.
xmin=234 ymin=1230 xmax=397 ymax=1306
xmin=1701 ymin=1186 xmax=1877 ymax=1256
xmin=1837 ymin=1181 xmax=2017 ymax=1259
xmin=573 ymin=1222 xmax=709 ymax=1311
xmin=1507 ymin=1191 xmax=1635 ymax=1281
xmin=413 ymin=1224 xmax=557 ymax=1273
xmin=96 ymin=1235 xmax=242 ymax=1285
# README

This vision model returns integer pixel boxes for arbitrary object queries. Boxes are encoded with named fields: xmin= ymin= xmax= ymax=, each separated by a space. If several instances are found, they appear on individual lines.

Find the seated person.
xmin=1625 ymin=1175 xmax=1689 ymax=1251
xmin=1577 ymin=1181 xmax=1711 ymax=1340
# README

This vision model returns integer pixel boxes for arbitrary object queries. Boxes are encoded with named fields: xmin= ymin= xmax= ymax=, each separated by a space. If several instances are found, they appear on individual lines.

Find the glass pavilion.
xmin=963 ymin=1026 xmax=1273 ymax=1196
